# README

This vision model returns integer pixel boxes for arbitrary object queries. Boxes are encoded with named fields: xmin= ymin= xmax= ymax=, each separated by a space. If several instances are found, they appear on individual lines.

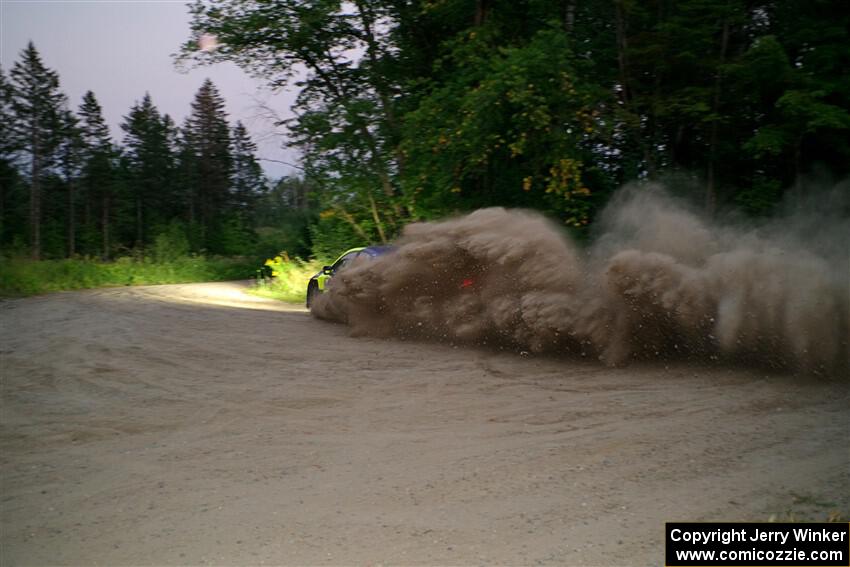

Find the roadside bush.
xmin=152 ymin=221 xmax=191 ymax=262
xmin=249 ymin=252 xmax=322 ymax=303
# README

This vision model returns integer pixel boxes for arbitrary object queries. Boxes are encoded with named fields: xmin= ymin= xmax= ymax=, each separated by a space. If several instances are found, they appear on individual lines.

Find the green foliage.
xmin=121 ymin=93 xmax=177 ymax=247
xmin=230 ymin=121 xmax=264 ymax=220
xmin=250 ymin=175 xmax=317 ymax=259
xmin=777 ymin=90 xmax=850 ymax=132
xmin=180 ymin=0 xmax=406 ymax=241
xmin=178 ymin=0 xmax=849 ymax=239
xmin=212 ymin=215 xmax=256 ymax=256
xmin=254 ymin=224 xmax=308 ymax=260
xmin=734 ymin=176 xmax=783 ymax=217
xmin=152 ymin=220 xmax=190 ymax=262
xmin=183 ymin=79 xmax=234 ymax=252
xmin=249 ymin=252 xmax=321 ymax=303
xmin=5 ymin=1 xmax=850 ymax=273
xmin=76 ymin=90 xmax=117 ymax=258
xmin=744 ymin=126 xmax=789 ymax=158
xmin=401 ymin=27 xmax=601 ymax=226
xmin=2 ymin=46 xmax=272 ymax=267
xmin=308 ymin=212 xmax=368 ymax=262
xmin=0 ymin=254 xmax=256 ymax=297
xmin=7 ymin=42 xmax=68 ymax=259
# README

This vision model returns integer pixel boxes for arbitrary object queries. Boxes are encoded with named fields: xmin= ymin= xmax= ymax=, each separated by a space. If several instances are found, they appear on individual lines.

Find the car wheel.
xmin=306 ymin=281 xmax=318 ymax=309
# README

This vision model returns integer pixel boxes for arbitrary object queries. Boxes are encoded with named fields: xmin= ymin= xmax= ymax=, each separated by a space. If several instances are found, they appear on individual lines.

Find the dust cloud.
xmin=311 ymin=185 xmax=849 ymax=376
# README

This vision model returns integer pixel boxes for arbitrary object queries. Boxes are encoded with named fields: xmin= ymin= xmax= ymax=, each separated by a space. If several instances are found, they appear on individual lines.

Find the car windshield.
xmin=333 ymin=252 xmax=360 ymax=272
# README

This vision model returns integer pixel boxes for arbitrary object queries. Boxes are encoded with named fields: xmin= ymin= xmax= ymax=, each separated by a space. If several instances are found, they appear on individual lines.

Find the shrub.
xmin=249 ymin=252 xmax=322 ymax=303
xmin=153 ymin=221 xmax=191 ymax=262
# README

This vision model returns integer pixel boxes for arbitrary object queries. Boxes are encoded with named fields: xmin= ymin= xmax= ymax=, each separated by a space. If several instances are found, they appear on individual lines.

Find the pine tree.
xmin=79 ymin=92 xmax=111 ymax=156
xmin=159 ymin=113 xmax=183 ymax=222
xmin=184 ymin=79 xmax=231 ymax=250
xmin=229 ymin=121 xmax=265 ymax=220
xmin=0 ymin=66 xmax=13 ymax=160
xmin=175 ymin=116 xmax=200 ymax=240
xmin=57 ymin=108 xmax=84 ymax=256
xmin=8 ymin=42 xmax=67 ymax=259
xmin=0 ymin=65 xmax=22 ymax=249
xmin=78 ymin=91 xmax=115 ymax=257
xmin=121 ymin=93 xmax=173 ymax=248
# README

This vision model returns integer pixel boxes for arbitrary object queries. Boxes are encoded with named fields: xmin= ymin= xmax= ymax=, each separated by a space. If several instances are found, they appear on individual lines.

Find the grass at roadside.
xmin=0 ymin=255 xmax=258 ymax=297
xmin=247 ymin=254 xmax=322 ymax=304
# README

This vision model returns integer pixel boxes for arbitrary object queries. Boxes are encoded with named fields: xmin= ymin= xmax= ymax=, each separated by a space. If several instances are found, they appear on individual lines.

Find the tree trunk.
xmin=475 ymin=0 xmax=489 ymax=26
xmin=369 ymin=194 xmax=387 ymax=243
xmin=84 ymin=186 xmax=92 ymax=251
xmin=305 ymin=35 xmax=405 ymax=222
xmin=334 ymin=205 xmax=369 ymax=241
xmin=646 ymin=0 xmax=667 ymax=178
xmin=706 ymin=159 xmax=717 ymax=216
xmin=614 ymin=0 xmax=654 ymax=174
xmin=188 ymin=187 xmax=196 ymax=225
xmin=297 ymin=182 xmax=308 ymax=211
xmin=792 ymin=136 xmax=803 ymax=196
xmin=67 ymin=180 xmax=75 ymax=257
xmin=706 ymin=16 xmax=731 ymax=217
xmin=353 ymin=0 xmax=407 ymax=186
xmin=136 ymin=196 xmax=143 ymax=249
xmin=0 ymin=174 xmax=5 ymax=243
xmin=614 ymin=0 xmax=631 ymax=105
xmin=564 ymin=0 xmax=576 ymax=34
xmin=30 ymin=151 xmax=41 ymax=260
xmin=102 ymin=193 xmax=110 ymax=260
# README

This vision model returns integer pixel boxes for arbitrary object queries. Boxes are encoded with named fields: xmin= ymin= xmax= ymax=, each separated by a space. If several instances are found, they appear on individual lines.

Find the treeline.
xmin=0 ymin=42 xmax=268 ymax=261
xmin=6 ymin=0 xmax=847 ymax=265
xmin=182 ymin=0 xmax=849 ymax=247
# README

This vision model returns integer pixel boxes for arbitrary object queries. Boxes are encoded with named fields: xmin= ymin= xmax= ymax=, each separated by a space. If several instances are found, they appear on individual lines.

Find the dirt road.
xmin=1 ymin=281 xmax=848 ymax=565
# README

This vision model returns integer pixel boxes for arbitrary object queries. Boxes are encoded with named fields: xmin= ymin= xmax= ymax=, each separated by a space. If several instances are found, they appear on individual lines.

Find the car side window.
xmin=332 ymin=252 xmax=360 ymax=273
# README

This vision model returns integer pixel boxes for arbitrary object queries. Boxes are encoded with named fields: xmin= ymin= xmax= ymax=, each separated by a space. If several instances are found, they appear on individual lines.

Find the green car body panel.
xmin=316 ymin=247 xmax=364 ymax=291
xmin=306 ymin=245 xmax=396 ymax=308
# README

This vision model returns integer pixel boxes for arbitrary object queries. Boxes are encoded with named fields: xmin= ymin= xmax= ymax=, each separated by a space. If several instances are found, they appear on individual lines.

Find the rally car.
xmin=305 ymin=245 xmax=394 ymax=308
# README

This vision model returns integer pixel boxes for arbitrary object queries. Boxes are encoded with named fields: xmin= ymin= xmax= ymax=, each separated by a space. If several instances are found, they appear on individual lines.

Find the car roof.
xmin=333 ymin=245 xmax=395 ymax=264
xmin=339 ymin=247 xmax=365 ymax=256
xmin=360 ymin=245 xmax=395 ymax=257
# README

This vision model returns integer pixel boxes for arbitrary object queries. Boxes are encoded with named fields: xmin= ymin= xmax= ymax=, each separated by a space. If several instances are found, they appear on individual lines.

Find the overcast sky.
xmin=1 ymin=0 xmax=300 ymax=180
